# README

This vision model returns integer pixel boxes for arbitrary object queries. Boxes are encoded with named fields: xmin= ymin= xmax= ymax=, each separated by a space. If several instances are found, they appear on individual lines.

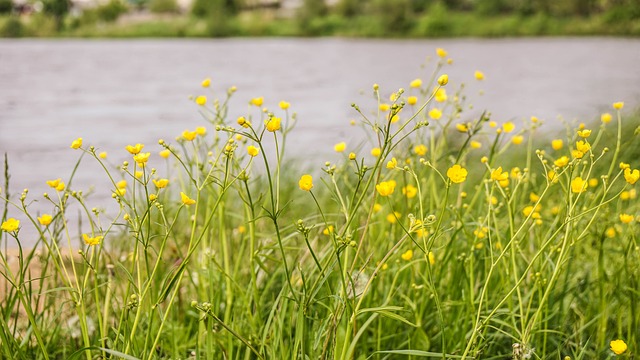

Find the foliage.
xmin=148 ymin=0 xmax=180 ymax=14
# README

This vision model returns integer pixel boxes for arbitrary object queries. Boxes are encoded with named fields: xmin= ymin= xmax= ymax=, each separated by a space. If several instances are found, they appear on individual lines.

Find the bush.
xmin=95 ymin=0 xmax=128 ymax=22
xmin=148 ymin=0 xmax=179 ymax=14
xmin=0 ymin=0 xmax=12 ymax=14
xmin=0 ymin=16 xmax=23 ymax=36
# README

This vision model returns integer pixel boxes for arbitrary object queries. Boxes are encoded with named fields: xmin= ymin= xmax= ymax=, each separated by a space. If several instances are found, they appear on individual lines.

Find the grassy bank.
xmin=1 ymin=50 xmax=639 ymax=359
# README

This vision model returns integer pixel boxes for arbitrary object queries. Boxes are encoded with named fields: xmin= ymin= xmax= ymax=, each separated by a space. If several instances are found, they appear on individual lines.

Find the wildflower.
xmin=529 ymin=192 xmax=540 ymax=202
xmin=409 ymin=78 xmax=422 ymax=88
xmin=548 ymin=170 xmax=558 ymax=182
xmin=554 ymin=156 xmax=569 ymax=168
xmin=237 ymin=116 xmax=250 ymax=128
xmin=577 ymin=129 xmax=591 ymax=138
xmin=491 ymin=167 xmax=509 ymax=182
xmin=436 ymin=48 xmax=447 ymax=58
xmin=70 ymin=138 xmax=82 ymax=149
xmin=82 ymin=234 xmax=102 ymax=246
xmin=434 ymin=88 xmax=447 ymax=102
xmin=490 ymin=196 xmax=498 ymax=205
xmin=299 ymin=175 xmax=313 ymax=191
xmin=606 ymin=227 xmax=616 ymax=238
xmin=390 ymin=113 xmax=400 ymax=123
xmin=512 ymin=135 xmax=524 ymax=145
xmin=99 ymin=151 xmax=107 ymax=159
xmin=402 ymin=185 xmax=418 ymax=198
xmin=489 ymin=121 xmax=497 ymax=128
xmin=601 ymin=113 xmax=612 ymax=123
xmin=379 ymin=103 xmax=390 ymax=112
xmin=523 ymin=205 xmax=539 ymax=217
xmin=414 ymin=144 xmax=427 ymax=156
xmin=474 ymin=227 xmax=487 ymax=239
xmin=470 ymin=141 xmax=482 ymax=149
xmin=407 ymin=96 xmax=418 ymax=105
xmin=46 ymin=178 xmax=65 ymax=191
xmin=376 ymin=180 xmax=396 ymax=197
xmin=481 ymin=156 xmax=488 ymax=164
xmin=610 ymin=339 xmax=627 ymax=355
xmin=571 ymin=177 xmax=587 ymax=193
xmin=551 ymin=139 xmax=563 ymax=150
xmin=134 ymin=171 xmax=143 ymax=178
xmin=620 ymin=214 xmax=634 ymax=224
xmin=153 ymin=178 xmax=169 ymax=188
xmin=149 ymin=194 xmax=157 ymax=201
xmin=182 ymin=130 xmax=197 ymax=141
xmin=334 ymin=142 xmax=346 ymax=153
xmin=114 ymin=188 xmax=126 ymax=196
xmin=1 ymin=218 xmax=19 ymax=232
xmin=247 ymin=145 xmax=259 ymax=157
xmin=612 ymin=102 xmax=624 ymax=110
xmin=133 ymin=153 xmax=150 ymax=166
xmin=279 ymin=101 xmax=290 ymax=110
xmin=386 ymin=211 xmax=401 ymax=224
xmin=195 ymin=126 xmax=207 ymax=136
xmin=195 ymin=96 xmax=207 ymax=106
xmin=180 ymin=192 xmax=196 ymax=206
xmin=531 ymin=116 xmax=539 ymax=123
xmin=266 ymin=117 xmax=281 ymax=132
xmin=624 ymin=168 xmax=639 ymax=185
xmin=428 ymin=108 xmax=442 ymax=120
xmin=386 ymin=158 xmax=397 ymax=169
xmin=401 ymin=249 xmax=413 ymax=261
xmin=201 ymin=78 xmax=211 ymax=87
xmin=502 ymin=122 xmax=515 ymax=133
xmin=323 ymin=225 xmax=334 ymax=235
xmin=371 ymin=148 xmax=381 ymax=157
xmin=575 ymin=141 xmax=591 ymax=154
xmin=237 ymin=225 xmax=246 ymax=234
xmin=348 ymin=152 xmax=356 ymax=160
xmin=250 ymin=97 xmax=264 ymax=107
xmin=373 ymin=83 xmax=379 ymax=91
xmin=456 ymin=123 xmax=468 ymax=133
xmin=373 ymin=203 xmax=382 ymax=212
xmin=511 ymin=167 xmax=521 ymax=179
xmin=38 ymin=214 xmax=53 ymax=226
xmin=159 ymin=149 xmax=171 ymax=158
xmin=620 ymin=162 xmax=630 ymax=170
xmin=589 ymin=178 xmax=598 ymax=187
xmin=621 ymin=191 xmax=631 ymax=200
xmin=116 ymin=180 xmax=127 ymax=189
xmin=447 ymin=164 xmax=468 ymax=184
xmin=428 ymin=252 xmax=436 ymax=265
xmin=437 ymin=74 xmax=448 ymax=86
xmin=474 ymin=71 xmax=485 ymax=81
xmin=572 ymin=150 xmax=584 ymax=159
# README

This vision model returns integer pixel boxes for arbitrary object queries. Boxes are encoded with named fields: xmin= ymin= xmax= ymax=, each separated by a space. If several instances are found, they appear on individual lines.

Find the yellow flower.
xmin=180 ymin=192 xmax=196 ymax=206
xmin=299 ymin=175 xmax=313 ymax=191
xmin=1 ymin=218 xmax=20 ymax=232
xmin=38 ymin=214 xmax=53 ymax=226
xmin=70 ymin=138 xmax=83 ymax=149
xmin=414 ymin=144 xmax=427 ymax=156
xmin=348 ymin=152 xmax=356 ymax=160
xmin=279 ymin=101 xmax=290 ymax=110
xmin=601 ymin=113 xmax=612 ymax=123
xmin=82 ymin=233 xmax=102 ymax=246
xmin=153 ymin=178 xmax=169 ymax=188
xmin=371 ymin=148 xmax=381 ymax=157
xmin=554 ymin=156 xmax=569 ymax=168
xmin=237 ymin=116 xmax=250 ymax=128
xmin=114 ymin=188 xmax=126 ymax=197
xmin=201 ymin=78 xmax=211 ymax=87
xmin=182 ymin=130 xmax=197 ymax=141
xmin=530 ymin=192 xmax=540 ymax=202
xmin=512 ymin=135 xmax=524 ymax=145
xmin=588 ymin=178 xmax=598 ymax=187
xmin=456 ymin=123 xmax=468 ymax=133
xmin=402 ymin=185 xmax=418 ymax=198
xmin=502 ymin=122 xmax=515 ymax=133
xmin=376 ymin=180 xmax=396 ymax=197
xmin=46 ymin=178 xmax=65 ymax=191
xmin=98 ymin=151 xmax=107 ymax=159
xmin=606 ymin=227 xmax=616 ymax=238
xmin=250 ymin=97 xmax=264 ymax=107
xmin=323 ymin=225 xmax=334 ymax=235
xmin=379 ymin=103 xmax=390 ymax=112
xmin=548 ymin=170 xmax=557 ymax=182
xmin=195 ymin=126 xmax=207 ymax=136
xmin=401 ymin=249 xmax=413 ymax=261
xmin=159 ymin=149 xmax=171 ymax=158
xmin=621 ymin=191 xmax=630 ymax=200
xmin=489 ymin=196 xmax=498 ymax=205
xmin=610 ymin=339 xmax=627 ymax=355
xmin=523 ymin=206 xmax=535 ymax=217
xmin=386 ymin=157 xmax=397 ymax=169
xmin=133 ymin=152 xmax=150 ymax=166
xmin=575 ymin=140 xmax=591 ymax=154
xmin=116 ymin=180 xmax=127 ymax=189
xmin=474 ymin=70 xmax=485 ymax=80
xmin=620 ymin=162 xmax=630 ymax=170
xmin=134 ymin=171 xmax=143 ymax=179
xmin=613 ymin=102 xmax=624 ymax=110
xmin=624 ymin=168 xmax=639 ymax=184
xmin=437 ymin=74 xmax=448 ymax=86
xmin=577 ymin=129 xmax=591 ymax=138
xmin=551 ymin=139 xmax=563 ymax=150
xmin=410 ymin=78 xmax=422 ymax=88
xmin=266 ymin=117 xmax=281 ymax=132
xmin=386 ymin=211 xmax=401 ymax=224
xmin=434 ymin=88 xmax=447 ymax=102
xmin=436 ymin=48 xmax=448 ymax=58
xmin=195 ymin=96 xmax=207 ymax=106
xmin=247 ymin=145 xmax=259 ymax=157
xmin=491 ymin=167 xmax=509 ymax=187
xmin=428 ymin=251 xmax=436 ymax=265
xmin=334 ymin=142 xmax=346 ymax=153
xmin=149 ymin=194 xmax=157 ymax=201
xmin=489 ymin=121 xmax=497 ymax=128
xmin=447 ymin=164 xmax=468 ymax=184
xmin=373 ymin=203 xmax=382 ymax=212
xmin=620 ymin=214 xmax=634 ymax=224
xmin=571 ymin=177 xmax=587 ymax=193
xmin=428 ymin=108 xmax=442 ymax=120
xmin=407 ymin=96 xmax=418 ymax=105
xmin=531 ymin=116 xmax=539 ymax=123
xmin=470 ymin=141 xmax=482 ymax=149
xmin=474 ymin=227 xmax=488 ymax=239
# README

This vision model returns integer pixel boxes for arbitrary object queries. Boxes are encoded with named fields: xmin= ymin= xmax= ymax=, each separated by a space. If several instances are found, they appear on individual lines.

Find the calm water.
xmin=1 ymin=38 xmax=639 ymax=243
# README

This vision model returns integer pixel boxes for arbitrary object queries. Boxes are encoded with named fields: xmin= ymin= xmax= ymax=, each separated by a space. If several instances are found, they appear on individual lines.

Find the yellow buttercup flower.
xmin=247 ymin=145 xmax=259 ymax=157
xmin=491 ymin=167 xmax=509 ymax=188
xmin=551 ymin=139 xmax=563 ymax=150
xmin=612 ymin=102 xmax=624 ymax=110
xmin=70 ymin=138 xmax=83 ymax=149
xmin=572 ymin=149 xmax=584 ymax=159
xmin=407 ymin=96 xmax=417 ymax=105
xmin=401 ymin=249 xmax=413 ymax=261
xmin=182 ymin=130 xmax=197 ymax=141
xmin=436 ymin=48 xmax=448 ymax=58
xmin=201 ymin=78 xmax=211 ymax=87
xmin=116 ymin=180 xmax=127 ymax=189
xmin=266 ymin=117 xmax=281 ymax=132
xmin=620 ymin=214 xmax=634 ymax=224
xmin=554 ymin=156 xmax=569 ymax=168
xmin=114 ymin=188 xmax=126 ymax=197
xmin=250 ymin=97 xmax=264 ymax=107
xmin=428 ymin=252 xmax=436 ymax=265
xmin=334 ymin=142 xmax=346 ymax=153
xmin=386 ymin=211 xmax=401 ymax=224
xmin=195 ymin=96 xmax=207 ymax=106
xmin=620 ymin=162 xmax=630 ymax=170
xmin=601 ymin=113 xmax=612 ymax=123
xmin=474 ymin=70 xmax=485 ymax=81
xmin=379 ymin=103 xmax=390 ymax=112
xmin=1 ymin=218 xmax=19 ymax=232
xmin=376 ymin=180 xmax=396 ymax=197
xmin=279 ymin=101 xmax=290 ymax=110
xmin=82 ymin=233 xmax=103 ymax=246
xmin=386 ymin=157 xmax=397 ymax=169
xmin=134 ymin=171 xmax=143 ymax=179
xmin=447 ymin=164 xmax=468 ymax=184
xmin=159 ymin=149 xmax=171 ymax=158
xmin=624 ymin=168 xmax=639 ymax=185
xmin=323 ymin=225 xmax=334 ymax=235
xmin=237 ymin=116 xmax=251 ymax=128
xmin=180 ymin=192 xmax=196 ymax=206
xmin=402 ymin=185 xmax=418 ymax=198
xmin=434 ymin=88 xmax=447 ymax=102
xmin=575 ymin=140 xmax=591 ymax=154
xmin=410 ymin=78 xmax=422 ymax=88
xmin=299 ymin=174 xmax=313 ymax=191
xmin=512 ymin=135 xmax=524 ymax=145
xmin=529 ymin=192 xmax=540 ymax=202
xmin=502 ymin=122 xmax=515 ymax=133
xmin=153 ymin=178 xmax=169 ymax=188
xmin=474 ymin=227 xmax=488 ymax=239
xmin=437 ymin=74 xmax=448 ymax=86
xmin=606 ymin=227 xmax=616 ymax=238
xmin=414 ymin=144 xmax=427 ymax=156
xmin=38 ymin=214 xmax=53 ymax=226
xmin=428 ymin=108 xmax=442 ymax=120
xmin=577 ymin=129 xmax=591 ymax=138
xmin=571 ymin=177 xmax=587 ymax=193
xmin=456 ymin=123 xmax=468 ymax=133
xmin=195 ymin=126 xmax=207 ymax=136
xmin=371 ymin=148 xmax=381 ymax=157
xmin=470 ymin=141 xmax=481 ymax=149
xmin=133 ymin=152 xmax=150 ymax=166
xmin=348 ymin=152 xmax=356 ymax=160
xmin=99 ymin=151 xmax=107 ymax=159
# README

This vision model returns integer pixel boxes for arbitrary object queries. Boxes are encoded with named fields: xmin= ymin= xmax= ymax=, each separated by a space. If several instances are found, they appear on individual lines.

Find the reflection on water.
xmin=0 ymin=38 xmax=639 ymax=244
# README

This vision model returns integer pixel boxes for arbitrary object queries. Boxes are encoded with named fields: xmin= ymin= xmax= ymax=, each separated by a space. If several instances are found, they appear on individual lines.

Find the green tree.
xmin=0 ymin=0 xmax=12 ymax=14
xmin=43 ymin=0 xmax=70 ymax=29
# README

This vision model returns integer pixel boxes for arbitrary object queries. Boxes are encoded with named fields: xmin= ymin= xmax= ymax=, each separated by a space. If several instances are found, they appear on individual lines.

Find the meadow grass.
xmin=1 ymin=49 xmax=638 ymax=359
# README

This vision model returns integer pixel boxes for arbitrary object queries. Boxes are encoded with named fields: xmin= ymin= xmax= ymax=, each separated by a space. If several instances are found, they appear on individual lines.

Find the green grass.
xmin=1 ymin=53 xmax=638 ymax=359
